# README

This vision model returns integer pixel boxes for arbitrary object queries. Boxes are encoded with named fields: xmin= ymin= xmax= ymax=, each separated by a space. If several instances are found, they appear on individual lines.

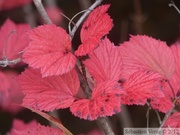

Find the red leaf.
xmin=84 ymin=37 xmax=123 ymax=83
xmin=22 ymin=24 xmax=76 ymax=77
xmin=0 ymin=18 xmax=30 ymax=60
xmin=9 ymin=119 xmax=63 ymax=135
xmin=121 ymin=70 xmax=164 ymax=105
xmin=17 ymin=68 xmax=80 ymax=111
xmin=164 ymin=112 xmax=180 ymax=128
xmin=150 ymin=97 xmax=173 ymax=113
xmin=70 ymin=81 xmax=123 ymax=121
xmin=119 ymin=35 xmax=175 ymax=79
xmin=75 ymin=5 xmax=113 ymax=56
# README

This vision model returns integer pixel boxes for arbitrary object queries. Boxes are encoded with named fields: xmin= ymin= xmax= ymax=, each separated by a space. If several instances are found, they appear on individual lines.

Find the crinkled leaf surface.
xmin=119 ymin=35 xmax=175 ymax=79
xmin=70 ymin=81 xmax=123 ymax=121
xmin=18 ymin=68 xmax=79 ymax=111
xmin=121 ymin=70 xmax=164 ymax=105
xmin=84 ymin=37 xmax=123 ymax=83
xmin=0 ymin=18 xmax=30 ymax=60
xmin=75 ymin=5 xmax=113 ymax=56
xmin=23 ymin=24 xmax=76 ymax=77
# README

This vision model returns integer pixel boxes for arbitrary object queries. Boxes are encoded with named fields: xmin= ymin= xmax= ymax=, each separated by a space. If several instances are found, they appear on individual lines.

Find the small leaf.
xmin=70 ymin=81 xmax=123 ymax=121
xmin=17 ymin=68 xmax=79 ymax=111
xmin=84 ymin=37 xmax=123 ymax=83
xmin=75 ymin=5 xmax=113 ymax=56
xmin=119 ymin=35 xmax=175 ymax=79
xmin=23 ymin=24 xmax=76 ymax=77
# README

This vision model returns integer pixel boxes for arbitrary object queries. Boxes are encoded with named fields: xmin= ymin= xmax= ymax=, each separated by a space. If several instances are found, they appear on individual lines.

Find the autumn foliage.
xmin=0 ymin=1 xmax=180 ymax=135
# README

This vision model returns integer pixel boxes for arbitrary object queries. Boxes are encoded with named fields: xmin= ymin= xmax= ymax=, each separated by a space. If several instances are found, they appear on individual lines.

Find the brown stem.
xmin=97 ymin=117 xmax=115 ymax=135
xmin=75 ymin=65 xmax=92 ymax=99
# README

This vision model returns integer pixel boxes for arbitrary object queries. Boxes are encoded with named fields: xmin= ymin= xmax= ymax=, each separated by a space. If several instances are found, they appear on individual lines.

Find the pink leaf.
xmin=17 ymin=68 xmax=80 ymax=111
xmin=150 ymin=97 xmax=173 ymax=113
xmin=9 ymin=119 xmax=63 ymax=135
xmin=121 ymin=70 xmax=164 ymax=105
xmin=22 ymin=24 xmax=76 ymax=77
xmin=75 ymin=5 xmax=113 ymax=56
xmin=70 ymin=81 xmax=123 ymax=121
xmin=0 ymin=18 xmax=30 ymax=60
xmin=84 ymin=37 xmax=123 ymax=83
xmin=164 ymin=112 xmax=180 ymax=128
xmin=119 ymin=35 xmax=175 ymax=79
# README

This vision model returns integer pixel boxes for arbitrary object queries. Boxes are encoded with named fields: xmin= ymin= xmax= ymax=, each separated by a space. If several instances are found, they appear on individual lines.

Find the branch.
xmin=169 ymin=1 xmax=180 ymax=14
xmin=33 ymin=0 xmax=52 ymax=24
xmin=0 ymin=58 xmax=21 ymax=67
xmin=97 ymin=117 xmax=115 ymax=135
xmin=69 ymin=0 xmax=103 ymax=39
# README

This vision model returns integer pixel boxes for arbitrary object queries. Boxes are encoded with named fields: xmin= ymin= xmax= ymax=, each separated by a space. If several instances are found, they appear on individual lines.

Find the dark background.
xmin=0 ymin=0 xmax=179 ymax=135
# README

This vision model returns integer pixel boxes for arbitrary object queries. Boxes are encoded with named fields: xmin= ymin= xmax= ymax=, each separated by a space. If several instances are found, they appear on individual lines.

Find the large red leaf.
xmin=70 ymin=81 xmax=123 ymax=121
xmin=22 ymin=24 xmax=76 ymax=77
xmin=0 ymin=18 xmax=30 ymax=60
xmin=84 ymin=37 xmax=123 ymax=83
xmin=17 ymin=68 xmax=80 ymax=111
xmin=75 ymin=5 xmax=113 ymax=56
xmin=119 ymin=35 xmax=175 ymax=79
xmin=121 ymin=70 xmax=164 ymax=105
xmin=9 ymin=119 xmax=63 ymax=135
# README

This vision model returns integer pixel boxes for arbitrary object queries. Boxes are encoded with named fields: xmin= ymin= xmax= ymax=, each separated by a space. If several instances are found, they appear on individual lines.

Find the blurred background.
xmin=0 ymin=0 xmax=179 ymax=135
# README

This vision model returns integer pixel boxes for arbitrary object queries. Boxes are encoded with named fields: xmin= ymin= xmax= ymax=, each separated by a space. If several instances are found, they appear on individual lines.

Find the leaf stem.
xmin=33 ymin=0 xmax=52 ymax=24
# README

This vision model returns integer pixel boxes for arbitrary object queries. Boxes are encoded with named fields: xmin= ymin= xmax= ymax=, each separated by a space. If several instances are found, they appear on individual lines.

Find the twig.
xmin=155 ymin=110 xmax=162 ymax=125
xmin=169 ymin=1 xmax=180 ymax=14
xmin=69 ymin=0 xmax=103 ymax=39
xmin=33 ymin=0 xmax=52 ymax=24
xmin=0 ymin=58 xmax=22 ymax=67
xmin=75 ymin=65 xmax=92 ymax=99
xmin=97 ymin=117 xmax=115 ymax=135
xmin=155 ymin=99 xmax=177 ymax=135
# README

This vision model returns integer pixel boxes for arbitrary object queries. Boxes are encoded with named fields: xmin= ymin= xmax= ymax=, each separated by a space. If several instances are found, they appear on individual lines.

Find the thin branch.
xmin=155 ymin=110 xmax=162 ymax=125
xmin=157 ymin=99 xmax=177 ymax=134
xmin=69 ymin=0 xmax=103 ymax=39
xmin=97 ymin=117 xmax=115 ymax=135
xmin=169 ymin=1 xmax=180 ymax=14
xmin=146 ymin=106 xmax=151 ymax=128
xmin=33 ymin=0 xmax=52 ymax=24
xmin=0 ymin=58 xmax=22 ymax=67
xmin=75 ymin=65 xmax=92 ymax=99
xmin=68 ymin=10 xmax=88 ymax=36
